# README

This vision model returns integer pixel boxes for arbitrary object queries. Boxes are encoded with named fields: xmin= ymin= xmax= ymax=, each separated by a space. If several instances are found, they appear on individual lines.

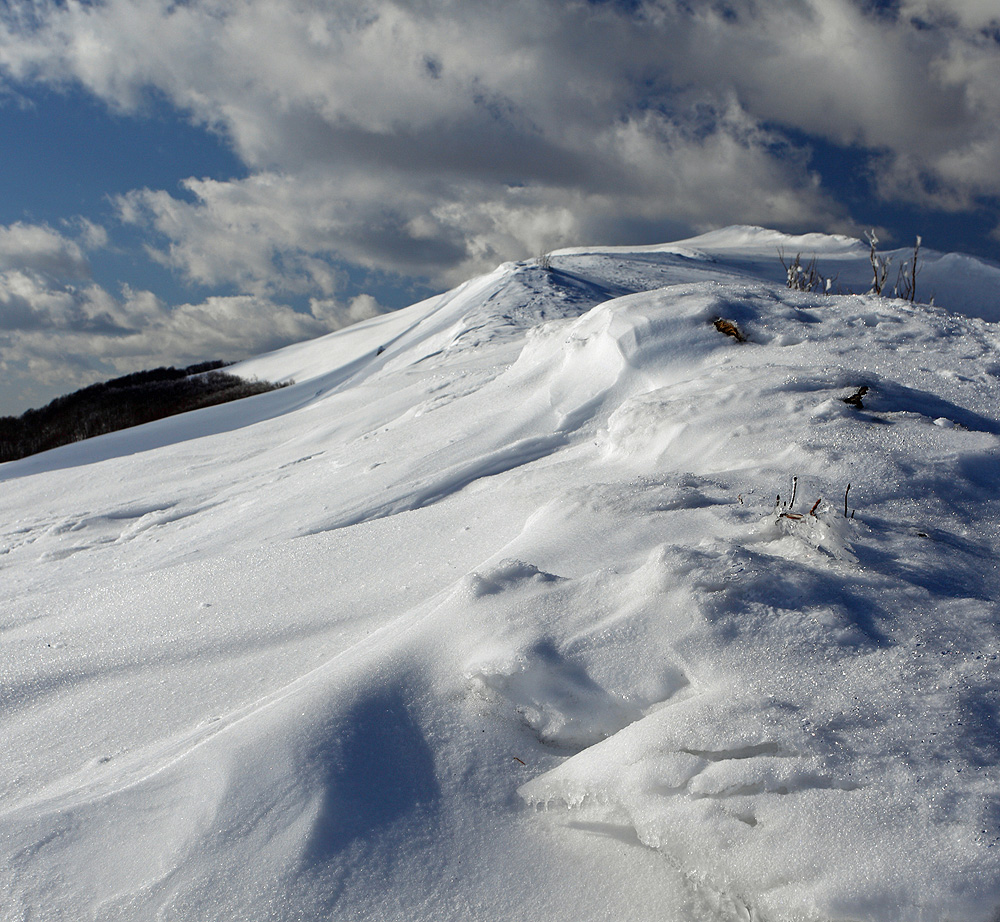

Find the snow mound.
xmin=2 ymin=229 xmax=1000 ymax=922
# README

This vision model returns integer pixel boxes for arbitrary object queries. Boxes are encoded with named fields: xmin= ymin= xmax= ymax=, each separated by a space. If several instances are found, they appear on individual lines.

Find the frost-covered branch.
xmin=894 ymin=235 xmax=921 ymax=302
xmin=778 ymin=249 xmax=832 ymax=294
xmin=865 ymin=229 xmax=892 ymax=296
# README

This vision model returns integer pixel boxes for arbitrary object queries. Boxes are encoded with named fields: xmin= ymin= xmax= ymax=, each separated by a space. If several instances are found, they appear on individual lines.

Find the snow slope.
xmin=2 ymin=227 xmax=999 ymax=922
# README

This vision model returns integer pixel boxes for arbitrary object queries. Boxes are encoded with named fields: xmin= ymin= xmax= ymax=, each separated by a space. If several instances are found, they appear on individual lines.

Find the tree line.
xmin=0 ymin=362 xmax=288 ymax=463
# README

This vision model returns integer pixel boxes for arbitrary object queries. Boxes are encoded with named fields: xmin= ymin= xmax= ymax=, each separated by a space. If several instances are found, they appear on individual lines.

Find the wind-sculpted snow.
xmin=1 ymin=227 xmax=999 ymax=921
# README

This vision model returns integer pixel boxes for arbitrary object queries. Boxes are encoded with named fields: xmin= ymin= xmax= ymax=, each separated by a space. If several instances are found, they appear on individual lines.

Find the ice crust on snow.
xmin=1 ymin=227 xmax=1000 ymax=922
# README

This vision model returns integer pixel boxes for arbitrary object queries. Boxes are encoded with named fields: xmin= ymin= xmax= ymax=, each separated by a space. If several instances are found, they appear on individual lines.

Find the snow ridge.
xmin=1 ymin=227 xmax=999 ymax=922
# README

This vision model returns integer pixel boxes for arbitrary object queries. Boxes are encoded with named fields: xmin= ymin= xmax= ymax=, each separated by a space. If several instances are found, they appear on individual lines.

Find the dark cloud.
xmin=1 ymin=0 xmax=999 ymax=409
xmin=2 ymin=0 xmax=993 ymax=282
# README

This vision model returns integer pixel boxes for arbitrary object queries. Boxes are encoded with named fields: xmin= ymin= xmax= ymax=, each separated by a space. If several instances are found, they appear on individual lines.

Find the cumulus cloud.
xmin=0 ymin=220 xmax=384 ymax=413
xmin=114 ymin=98 xmax=847 ymax=291
xmin=0 ymin=221 xmax=94 ymax=278
xmin=8 ymin=0 xmax=997 ymax=291
xmin=0 ymin=279 xmax=376 ymax=413
xmin=0 ymin=0 xmax=998 ymax=406
xmin=898 ymin=0 xmax=1000 ymax=30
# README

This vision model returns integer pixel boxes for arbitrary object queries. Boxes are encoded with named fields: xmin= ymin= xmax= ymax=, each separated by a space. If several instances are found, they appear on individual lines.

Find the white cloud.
xmin=899 ymin=1 xmax=1000 ymax=31
xmin=0 ymin=221 xmax=92 ymax=278
xmin=1 ymin=0 xmax=999 ymax=312
xmin=0 ymin=0 xmax=1000 ymax=252
xmin=0 ymin=255 xmax=385 ymax=415
xmin=110 ymin=96 xmax=848 ymax=292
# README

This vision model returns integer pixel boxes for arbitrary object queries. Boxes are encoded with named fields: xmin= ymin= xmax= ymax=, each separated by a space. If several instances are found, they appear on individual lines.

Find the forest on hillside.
xmin=0 ymin=362 xmax=287 ymax=463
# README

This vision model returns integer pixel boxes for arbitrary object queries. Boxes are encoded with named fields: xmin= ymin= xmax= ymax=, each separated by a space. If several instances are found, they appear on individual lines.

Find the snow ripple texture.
xmin=1 ymin=228 xmax=999 ymax=922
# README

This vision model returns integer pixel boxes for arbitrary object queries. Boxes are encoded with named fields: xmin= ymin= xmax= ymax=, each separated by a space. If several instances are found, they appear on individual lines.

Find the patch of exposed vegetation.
xmin=713 ymin=317 xmax=746 ymax=342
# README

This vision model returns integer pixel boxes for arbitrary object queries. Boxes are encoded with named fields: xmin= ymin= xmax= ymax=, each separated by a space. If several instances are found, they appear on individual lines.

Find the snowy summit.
xmin=2 ymin=227 xmax=1000 ymax=922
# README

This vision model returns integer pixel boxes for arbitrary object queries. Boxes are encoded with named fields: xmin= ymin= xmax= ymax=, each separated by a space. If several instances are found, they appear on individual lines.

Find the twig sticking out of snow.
xmin=866 ymin=229 xmax=892 ymax=296
xmin=844 ymin=482 xmax=857 ymax=520
xmin=894 ymin=236 xmax=921 ymax=302
xmin=842 ymin=385 xmax=869 ymax=409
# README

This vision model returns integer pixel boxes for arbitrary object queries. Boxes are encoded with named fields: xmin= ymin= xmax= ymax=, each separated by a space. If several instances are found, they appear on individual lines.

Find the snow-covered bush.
xmin=778 ymin=249 xmax=832 ymax=293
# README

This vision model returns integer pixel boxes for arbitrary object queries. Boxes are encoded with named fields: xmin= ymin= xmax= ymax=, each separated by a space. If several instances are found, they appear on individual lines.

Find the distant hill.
xmin=0 ymin=361 xmax=287 ymax=462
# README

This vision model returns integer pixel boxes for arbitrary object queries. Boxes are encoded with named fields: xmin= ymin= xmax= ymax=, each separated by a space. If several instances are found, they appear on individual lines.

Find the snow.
xmin=1 ymin=226 xmax=999 ymax=922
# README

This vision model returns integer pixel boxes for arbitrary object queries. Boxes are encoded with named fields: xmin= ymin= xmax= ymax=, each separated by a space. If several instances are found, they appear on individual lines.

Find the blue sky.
xmin=0 ymin=89 xmax=243 ymax=302
xmin=1 ymin=0 xmax=999 ymax=415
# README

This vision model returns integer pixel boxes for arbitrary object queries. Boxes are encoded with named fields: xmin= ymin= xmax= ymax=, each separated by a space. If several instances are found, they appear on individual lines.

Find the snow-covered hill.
xmin=2 ymin=227 xmax=999 ymax=922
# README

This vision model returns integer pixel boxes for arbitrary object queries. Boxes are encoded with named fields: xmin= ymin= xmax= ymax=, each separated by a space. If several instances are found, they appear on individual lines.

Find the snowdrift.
xmin=2 ymin=227 xmax=999 ymax=922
